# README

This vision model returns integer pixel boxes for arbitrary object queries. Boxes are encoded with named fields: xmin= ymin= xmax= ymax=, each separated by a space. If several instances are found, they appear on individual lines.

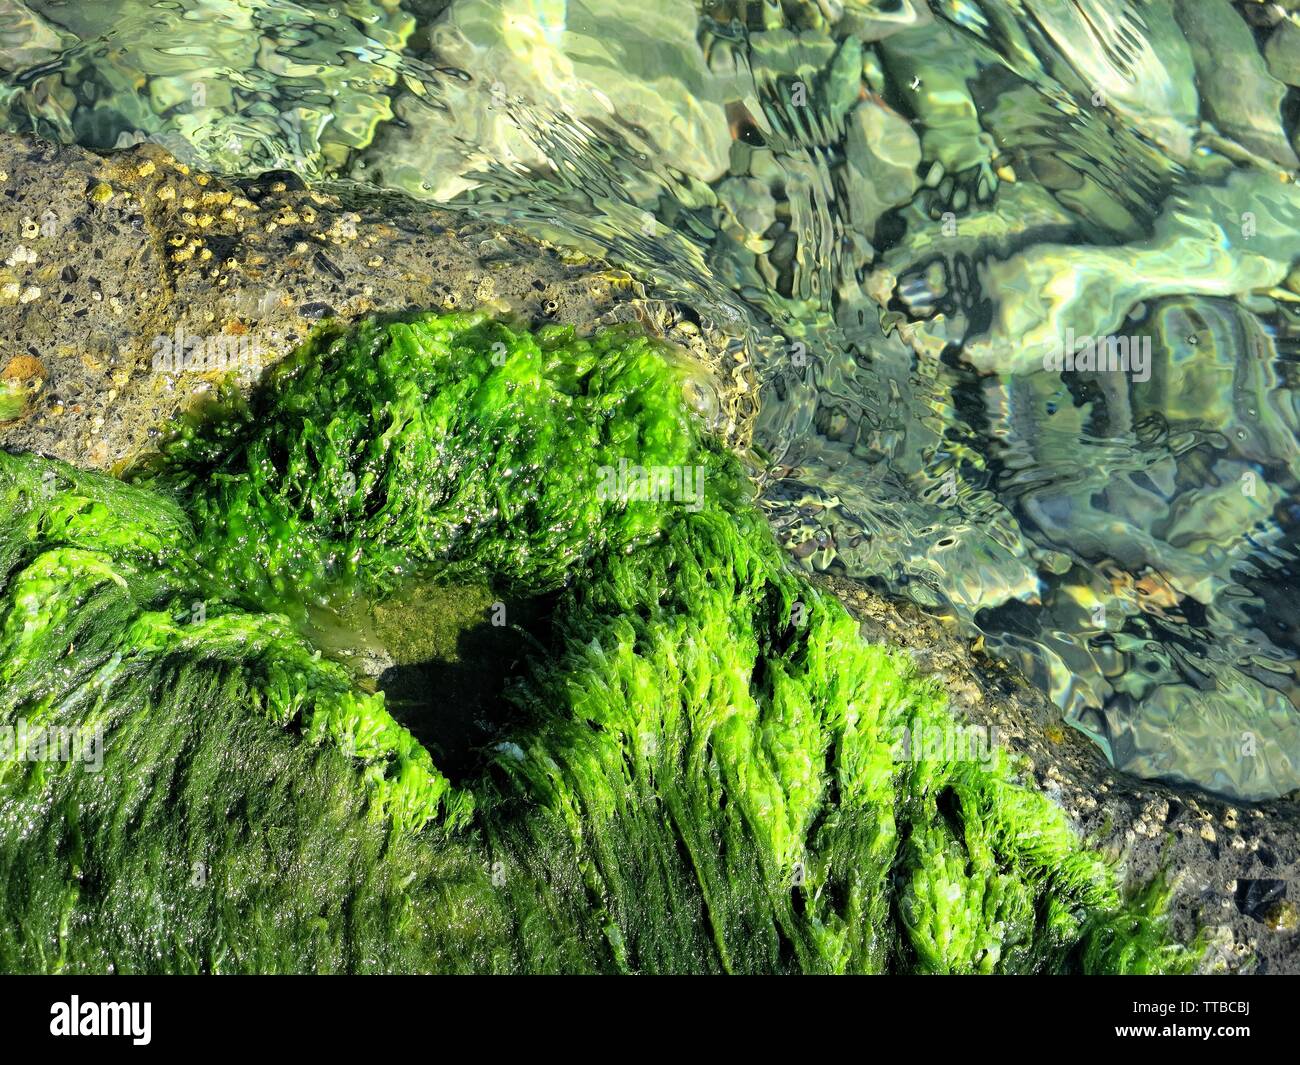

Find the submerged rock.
xmin=0 ymin=0 xmax=414 ymax=177
xmin=843 ymin=98 xmax=921 ymax=238
xmin=1265 ymin=18 xmax=1300 ymax=87
xmin=0 ymin=0 xmax=71 ymax=73
xmin=956 ymin=168 xmax=1300 ymax=375
xmin=1175 ymin=0 xmax=1297 ymax=169
xmin=360 ymin=0 xmax=738 ymax=202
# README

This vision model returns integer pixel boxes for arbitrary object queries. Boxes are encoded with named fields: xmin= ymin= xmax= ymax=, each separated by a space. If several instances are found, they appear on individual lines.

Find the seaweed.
xmin=0 ymin=312 xmax=1196 ymax=973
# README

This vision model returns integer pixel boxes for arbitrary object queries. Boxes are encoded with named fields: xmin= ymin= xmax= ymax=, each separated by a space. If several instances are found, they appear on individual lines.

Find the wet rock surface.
xmin=817 ymin=572 xmax=1300 ymax=974
xmin=0 ymin=132 xmax=756 ymax=470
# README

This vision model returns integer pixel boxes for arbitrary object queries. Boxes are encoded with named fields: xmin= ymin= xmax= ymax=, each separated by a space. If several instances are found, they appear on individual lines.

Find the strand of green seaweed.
xmin=0 ymin=312 xmax=1195 ymax=973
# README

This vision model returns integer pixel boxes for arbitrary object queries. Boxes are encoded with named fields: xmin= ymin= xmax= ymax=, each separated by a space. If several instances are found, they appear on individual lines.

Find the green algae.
xmin=0 ymin=382 xmax=27 ymax=422
xmin=0 ymin=312 xmax=1195 ymax=973
xmin=144 ymin=313 xmax=713 ymax=612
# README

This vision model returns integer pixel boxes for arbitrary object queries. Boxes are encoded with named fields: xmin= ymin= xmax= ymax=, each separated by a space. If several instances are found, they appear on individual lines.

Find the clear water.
xmin=2 ymin=0 xmax=1299 ymax=800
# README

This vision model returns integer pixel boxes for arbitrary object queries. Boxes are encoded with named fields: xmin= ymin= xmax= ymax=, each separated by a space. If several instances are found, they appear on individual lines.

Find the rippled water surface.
xmin=3 ymin=0 xmax=1300 ymax=800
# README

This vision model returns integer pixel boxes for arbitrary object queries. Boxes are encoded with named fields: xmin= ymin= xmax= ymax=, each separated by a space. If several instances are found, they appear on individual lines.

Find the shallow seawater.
xmin=2 ymin=0 xmax=1299 ymax=800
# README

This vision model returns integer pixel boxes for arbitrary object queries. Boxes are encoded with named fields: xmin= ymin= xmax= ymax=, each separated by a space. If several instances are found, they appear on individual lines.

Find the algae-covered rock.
xmin=817 ymin=571 xmax=1300 ymax=975
xmin=145 ymin=313 xmax=712 ymax=608
xmin=0 ymin=311 xmax=1198 ymax=973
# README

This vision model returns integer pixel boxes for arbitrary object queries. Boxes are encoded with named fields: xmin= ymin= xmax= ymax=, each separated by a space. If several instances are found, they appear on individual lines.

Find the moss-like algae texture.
xmin=0 ymin=312 xmax=1194 ymax=973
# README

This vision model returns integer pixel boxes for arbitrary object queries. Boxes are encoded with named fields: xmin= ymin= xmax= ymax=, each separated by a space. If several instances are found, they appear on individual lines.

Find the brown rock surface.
xmin=0 ymin=132 xmax=756 ymax=470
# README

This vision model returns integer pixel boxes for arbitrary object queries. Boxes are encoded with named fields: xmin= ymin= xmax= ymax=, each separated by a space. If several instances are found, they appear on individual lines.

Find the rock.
xmin=843 ymin=98 xmax=921 ymax=237
xmin=1175 ymin=0 xmax=1298 ymax=168
xmin=1265 ymin=19 xmax=1300 ymax=87
xmin=715 ymin=175 xmax=778 ymax=255
xmin=0 ymin=132 xmax=756 ymax=470
xmin=2 ymin=125 xmax=1297 ymax=970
